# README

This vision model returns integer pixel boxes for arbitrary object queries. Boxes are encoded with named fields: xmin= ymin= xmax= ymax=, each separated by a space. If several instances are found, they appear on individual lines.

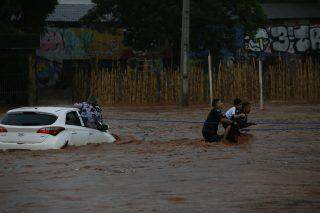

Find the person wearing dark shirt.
xmin=202 ymin=99 xmax=233 ymax=142
xmin=235 ymin=102 xmax=257 ymax=129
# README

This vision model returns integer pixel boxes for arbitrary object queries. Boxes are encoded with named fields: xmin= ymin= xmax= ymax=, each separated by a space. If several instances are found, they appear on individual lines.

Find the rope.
xmin=105 ymin=117 xmax=320 ymax=126
xmin=243 ymin=128 xmax=320 ymax=132
xmin=104 ymin=117 xmax=320 ymax=132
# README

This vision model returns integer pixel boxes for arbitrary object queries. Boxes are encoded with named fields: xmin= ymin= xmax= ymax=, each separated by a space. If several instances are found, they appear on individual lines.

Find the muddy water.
xmin=0 ymin=104 xmax=320 ymax=212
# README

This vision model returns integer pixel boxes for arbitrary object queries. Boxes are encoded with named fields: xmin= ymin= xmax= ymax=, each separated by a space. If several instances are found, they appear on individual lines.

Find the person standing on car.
xmin=74 ymin=95 xmax=103 ymax=129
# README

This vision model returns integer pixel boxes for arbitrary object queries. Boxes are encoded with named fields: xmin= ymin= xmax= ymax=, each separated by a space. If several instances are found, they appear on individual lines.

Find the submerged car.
xmin=0 ymin=107 xmax=116 ymax=150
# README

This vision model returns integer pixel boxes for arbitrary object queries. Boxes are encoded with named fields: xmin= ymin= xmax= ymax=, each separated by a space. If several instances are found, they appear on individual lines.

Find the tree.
xmin=0 ymin=0 xmax=58 ymax=34
xmin=82 ymin=0 xmax=266 ymax=57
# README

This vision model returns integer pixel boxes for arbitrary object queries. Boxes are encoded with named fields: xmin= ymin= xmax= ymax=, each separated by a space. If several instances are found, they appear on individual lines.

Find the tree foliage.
xmin=83 ymin=0 xmax=266 ymax=56
xmin=0 ymin=0 xmax=58 ymax=34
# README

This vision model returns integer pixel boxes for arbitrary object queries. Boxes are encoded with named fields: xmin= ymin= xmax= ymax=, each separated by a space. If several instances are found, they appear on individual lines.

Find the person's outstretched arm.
xmin=221 ymin=118 xmax=233 ymax=125
xmin=74 ymin=102 xmax=83 ymax=109
xmin=233 ymin=113 xmax=246 ymax=119
xmin=247 ymin=122 xmax=257 ymax=126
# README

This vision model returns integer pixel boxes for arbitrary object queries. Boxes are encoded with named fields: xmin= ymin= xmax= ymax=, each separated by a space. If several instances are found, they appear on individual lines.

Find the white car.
xmin=0 ymin=107 xmax=116 ymax=150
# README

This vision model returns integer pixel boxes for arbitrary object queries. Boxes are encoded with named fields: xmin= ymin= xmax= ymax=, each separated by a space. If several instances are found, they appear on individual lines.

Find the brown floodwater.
xmin=0 ymin=103 xmax=319 ymax=212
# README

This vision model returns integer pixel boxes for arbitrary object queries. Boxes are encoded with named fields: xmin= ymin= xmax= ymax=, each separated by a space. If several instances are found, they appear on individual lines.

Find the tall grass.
xmin=72 ymin=58 xmax=320 ymax=105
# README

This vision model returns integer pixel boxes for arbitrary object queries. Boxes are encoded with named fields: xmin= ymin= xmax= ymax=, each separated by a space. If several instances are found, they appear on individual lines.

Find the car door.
xmin=87 ymin=128 xmax=106 ymax=144
xmin=65 ymin=111 xmax=88 ymax=146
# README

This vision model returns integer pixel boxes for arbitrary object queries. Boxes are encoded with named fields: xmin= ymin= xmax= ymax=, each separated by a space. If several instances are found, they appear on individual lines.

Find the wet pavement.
xmin=0 ymin=103 xmax=320 ymax=212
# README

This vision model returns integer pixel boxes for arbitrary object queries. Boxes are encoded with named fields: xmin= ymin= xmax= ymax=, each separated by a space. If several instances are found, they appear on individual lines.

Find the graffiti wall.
xmin=36 ymin=27 xmax=125 ymax=87
xmin=37 ymin=27 xmax=124 ymax=61
xmin=36 ymin=58 xmax=62 ymax=87
xmin=245 ymin=25 xmax=320 ymax=54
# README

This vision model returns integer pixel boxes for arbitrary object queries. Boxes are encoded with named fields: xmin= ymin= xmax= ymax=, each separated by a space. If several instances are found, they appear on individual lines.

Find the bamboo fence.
xmin=72 ymin=58 xmax=320 ymax=105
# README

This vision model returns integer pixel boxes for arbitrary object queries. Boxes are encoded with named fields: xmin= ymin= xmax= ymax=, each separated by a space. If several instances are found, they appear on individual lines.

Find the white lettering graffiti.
xmin=246 ymin=25 xmax=320 ymax=53
xmin=271 ymin=26 xmax=290 ymax=52
xmin=310 ymin=27 xmax=320 ymax=51
xmin=294 ymin=26 xmax=310 ymax=52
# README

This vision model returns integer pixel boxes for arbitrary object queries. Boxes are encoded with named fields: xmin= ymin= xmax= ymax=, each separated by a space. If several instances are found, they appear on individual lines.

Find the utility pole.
xmin=180 ymin=0 xmax=190 ymax=106
xmin=208 ymin=52 xmax=213 ymax=105
xmin=258 ymin=39 xmax=264 ymax=110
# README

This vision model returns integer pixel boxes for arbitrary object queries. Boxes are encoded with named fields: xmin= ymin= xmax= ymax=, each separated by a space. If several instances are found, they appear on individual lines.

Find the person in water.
xmin=225 ymin=98 xmax=246 ymax=121
xmin=235 ymin=102 xmax=257 ymax=130
xmin=202 ymin=99 xmax=234 ymax=143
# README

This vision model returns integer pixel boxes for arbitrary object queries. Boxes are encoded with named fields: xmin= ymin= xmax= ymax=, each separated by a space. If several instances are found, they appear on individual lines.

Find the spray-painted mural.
xmin=36 ymin=27 xmax=125 ymax=86
xmin=245 ymin=25 xmax=320 ymax=53
xmin=37 ymin=27 xmax=124 ymax=61
xmin=36 ymin=58 xmax=62 ymax=87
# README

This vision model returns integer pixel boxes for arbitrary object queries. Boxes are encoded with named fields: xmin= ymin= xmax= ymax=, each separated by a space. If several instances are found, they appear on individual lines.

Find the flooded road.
xmin=0 ymin=103 xmax=320 ymax=212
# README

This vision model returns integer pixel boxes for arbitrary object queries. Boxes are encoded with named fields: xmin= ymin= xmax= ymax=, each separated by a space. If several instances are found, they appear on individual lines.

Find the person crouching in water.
xmin=225 ymin=98 xmax=246 ymax=122
xmin=74 ymin=95 xmax=103 ymax=129
xmin=235 ymin=102 xmax=257 ymax=130
xmin=202 ymin=99 xmax=233 ymax=143
xmin=222 ymin=98 xmax=246 ymax=142
xmin=225 ymin=100 xmax=257 ymax=140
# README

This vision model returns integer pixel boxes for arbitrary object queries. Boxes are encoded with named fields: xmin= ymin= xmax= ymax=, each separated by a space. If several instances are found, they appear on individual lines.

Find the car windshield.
xmin=1 ymin=112 xmax=58 ymax=126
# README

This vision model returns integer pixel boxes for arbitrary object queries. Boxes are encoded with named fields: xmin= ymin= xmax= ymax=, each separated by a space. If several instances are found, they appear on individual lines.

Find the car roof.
xmin=7 ymin=107 xmax=79 ymax=115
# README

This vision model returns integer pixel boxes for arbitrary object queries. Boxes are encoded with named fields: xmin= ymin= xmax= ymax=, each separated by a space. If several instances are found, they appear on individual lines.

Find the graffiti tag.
xmin=246 ymin=25 xmax=320 ymax=53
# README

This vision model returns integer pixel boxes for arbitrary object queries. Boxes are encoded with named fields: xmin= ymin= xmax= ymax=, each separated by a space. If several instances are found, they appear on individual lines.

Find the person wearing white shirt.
xmin=222 ymin=98 xmax=246 ymax=142
xmin=225 ymin=98 xmax=246 ymax=120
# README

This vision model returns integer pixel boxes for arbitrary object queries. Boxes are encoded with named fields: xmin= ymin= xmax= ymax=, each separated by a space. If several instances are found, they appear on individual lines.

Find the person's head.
xmin=233 ymin=98 xmax=242 ymax=110
xmin=212 ymin=98 xmax=224 ymax=109
xmin=242 ymin=102 xmax=251 ymax=114
xmin=87 ymin=95 xmax=98 ymax=106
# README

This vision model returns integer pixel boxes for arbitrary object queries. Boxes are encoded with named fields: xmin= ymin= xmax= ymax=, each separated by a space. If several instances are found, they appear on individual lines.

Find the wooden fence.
xmin=72 ymin=58 xmax=320 ymax=105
